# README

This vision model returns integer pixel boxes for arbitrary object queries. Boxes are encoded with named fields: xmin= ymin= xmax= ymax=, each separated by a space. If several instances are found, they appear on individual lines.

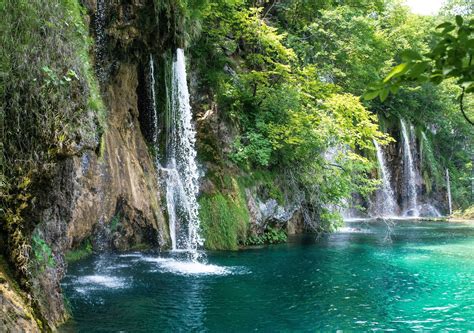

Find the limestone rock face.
xmin=29 ymin=62 xmax=170 ymax=331
xmin=20 ymin=0 xmax=176 ymax=329
xmin=0 ymin=268 xmax=40 ymax=333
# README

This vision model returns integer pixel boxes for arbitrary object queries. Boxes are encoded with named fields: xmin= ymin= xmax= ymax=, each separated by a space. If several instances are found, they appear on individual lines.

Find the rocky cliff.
xmin=1 ymin=0 xmax=179 ymax=330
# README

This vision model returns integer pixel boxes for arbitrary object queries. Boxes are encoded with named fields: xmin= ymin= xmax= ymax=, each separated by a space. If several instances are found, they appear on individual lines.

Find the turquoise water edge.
xmin=61 ymin=220 xmax=474 ymax=332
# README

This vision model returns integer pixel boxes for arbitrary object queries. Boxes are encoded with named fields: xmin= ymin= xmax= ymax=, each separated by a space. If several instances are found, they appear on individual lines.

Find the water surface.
xmin=61 ymin=220 xmax=474 ymax=332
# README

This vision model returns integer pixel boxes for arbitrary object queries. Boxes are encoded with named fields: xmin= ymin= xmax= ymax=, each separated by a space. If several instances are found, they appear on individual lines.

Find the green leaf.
xmin=460 ymin=81 xmax=473 ymax=89
xmin=408 ymin=62 xmax=428 ymax=78
xmin=389 ymin=85 xmax=399 ymax=94
xmin=363 ymin=90 xmax=380 ymax=100
xmin=379 ymin=88 xmax=389 ymax=102
xmin=384 ymin=63 xmax=409 ymax=83
xmin=430 ymin=74 xmax=444 ymax=84
xmin=436 ymin=22 xmax=454 ymax=30
xmin=456 ymin=15 xmax=463 ymax=27
xmin=444 ymin=26 xmax=456 ymax=34
xmin=400 ymin=50 xmax=421 ymax=62
xmin=442 ymin=66 xmax=456 ymax=75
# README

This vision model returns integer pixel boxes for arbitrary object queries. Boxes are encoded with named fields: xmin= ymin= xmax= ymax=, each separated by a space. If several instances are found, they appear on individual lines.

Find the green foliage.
xmin=365 ymin=12 xmax=474 ymax=124
xmin=65 ymin=239 xmax=93 ymax=263
xmin=110 ymin=214 xmax=122 ymax=233
xmin=245 ymin=227 xmax=287 ymax=246
xmin=0 ymin=0 xmax=104 ymax=282
xmin=198 ymin=177 xmax=249 ymax=250
xmin=190 ymin=0 xmax=406 ymax=231
xmin=231 ymin=133 xmax=273 ymax=167
xmin=31 ymin=233 xmax=54 ymax=270
xmin=452 ymin=205 xmax=474 ymax=219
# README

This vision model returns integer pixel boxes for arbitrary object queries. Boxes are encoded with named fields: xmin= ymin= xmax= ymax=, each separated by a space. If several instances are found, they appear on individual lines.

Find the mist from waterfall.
xmin=162 ymin=49 xmax=203 ymax=258
xmin=400 ymin=119 xmax=419 ymax=217
xmin=373 ymin=140 xmax=398 ymax=217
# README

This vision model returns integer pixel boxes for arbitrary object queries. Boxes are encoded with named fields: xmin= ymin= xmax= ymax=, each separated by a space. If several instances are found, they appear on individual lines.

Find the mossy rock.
xmin=199 ymin=177 xmax=250 ymax=250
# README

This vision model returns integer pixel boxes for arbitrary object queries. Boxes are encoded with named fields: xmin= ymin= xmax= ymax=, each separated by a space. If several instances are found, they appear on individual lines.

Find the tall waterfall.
xmin=162 ymin=49 xmax=203 ymax=256
xmin=373 ymin=140 xmax=398 ymax=217
xmin=94 ymin=0 xmax=106 ymax=81
xmin=149 ymin=54 xmax=158 ymax=144
xmin=446 ymin=168 xmax=452 ymax=216
xmin=400 ymin=119 xmax=419 ymax=216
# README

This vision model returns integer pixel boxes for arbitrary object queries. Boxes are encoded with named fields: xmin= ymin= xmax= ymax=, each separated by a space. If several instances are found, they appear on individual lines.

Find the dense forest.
xmin=1 ymin=0 xmax=473 ymax=331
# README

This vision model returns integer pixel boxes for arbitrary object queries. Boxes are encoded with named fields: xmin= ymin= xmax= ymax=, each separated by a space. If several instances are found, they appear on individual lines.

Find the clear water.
xmin=61 ymin=220 xmax=474 ymax=332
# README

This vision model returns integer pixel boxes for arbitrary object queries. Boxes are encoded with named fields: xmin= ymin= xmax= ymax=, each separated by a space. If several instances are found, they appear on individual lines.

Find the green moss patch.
xmin=199 ymin=177 xmax=249 ymax=250
xmin=65 ymin=239 xmax=93 ymax=263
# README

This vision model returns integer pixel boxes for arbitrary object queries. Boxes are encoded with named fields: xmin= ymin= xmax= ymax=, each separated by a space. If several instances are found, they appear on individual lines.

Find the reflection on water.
xmin=61 ymin=220 xmax=474 ymax=332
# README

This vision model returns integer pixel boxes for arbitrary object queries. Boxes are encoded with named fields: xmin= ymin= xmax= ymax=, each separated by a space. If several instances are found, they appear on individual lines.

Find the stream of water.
xmin=374 ymin=140 xmax=398 ymax=217
xmin=400 ymin=119 xmax=420 ymax=217
xmin=61 ymin=220 xmax=474 ymax=332
xmin=161 ymin=49 xmax=202 ymax=255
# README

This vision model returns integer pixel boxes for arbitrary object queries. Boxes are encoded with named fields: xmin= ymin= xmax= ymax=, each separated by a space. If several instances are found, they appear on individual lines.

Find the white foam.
xmin=141 ymin=256 xmax=248 ymax=276
xmin=77 ymin=275 xmax=127 ymax=289
xmin=161 ymin=260 xmax=230 ymax=275
xmin=343 ymin=218 xmax=373 ymax=222
xmin=423 ymin=305 xmax=455 ymax=311
xmin=118 ymin=253 xmax=144 ymax=258
xmin=337 ymin=227 xmax=371 ymax=234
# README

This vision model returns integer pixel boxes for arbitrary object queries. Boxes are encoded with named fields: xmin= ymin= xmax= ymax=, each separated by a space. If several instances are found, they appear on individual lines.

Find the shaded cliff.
xmin=1 ymin=0 xmax=184 ymax=329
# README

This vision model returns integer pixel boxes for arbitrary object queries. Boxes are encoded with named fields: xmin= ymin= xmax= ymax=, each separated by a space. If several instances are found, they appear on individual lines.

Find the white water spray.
xmin=163 ymin=49 xmax=203 ymax=257
xmin=373 ymin=140 xmax=398 ymax=217
xmin=95 ymin=0 xmax=106 ymax=81
xmin=400 ymin=119 xmax=419 ymax=216
xmin=149 ymin=54 xmax=158 ymax=144
xmin=446 ymin=168 xmax=452 ymax=216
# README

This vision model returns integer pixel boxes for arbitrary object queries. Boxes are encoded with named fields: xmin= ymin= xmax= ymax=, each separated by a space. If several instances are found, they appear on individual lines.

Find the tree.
xmin=364 ymin=15 xmax=474 ymax=125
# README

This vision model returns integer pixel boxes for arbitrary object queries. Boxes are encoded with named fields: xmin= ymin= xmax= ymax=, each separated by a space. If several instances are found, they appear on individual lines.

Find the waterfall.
xmin=95 ymin=0 xmax=106 ymax=81
xmin=149 ymin=54 xmax=158 ymax=144
xmin=162 ymin=49 xmax=203 ymax=257
xmin=446 ymin=168 xmax=452 ymax=216
xmin=373 ymin=140 xmax=398 ymax=217
xmin=400 ymin=119 xmax=419 ymax=216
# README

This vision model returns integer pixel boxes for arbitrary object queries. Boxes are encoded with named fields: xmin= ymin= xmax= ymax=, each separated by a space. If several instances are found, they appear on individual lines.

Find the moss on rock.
xmin=199 ymin=177 xmax=249 ymax=250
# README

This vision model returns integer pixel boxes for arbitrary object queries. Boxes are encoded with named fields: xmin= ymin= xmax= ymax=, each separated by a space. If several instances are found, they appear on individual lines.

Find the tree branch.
xmin=459 ymin=87 xmax=474 ymax=126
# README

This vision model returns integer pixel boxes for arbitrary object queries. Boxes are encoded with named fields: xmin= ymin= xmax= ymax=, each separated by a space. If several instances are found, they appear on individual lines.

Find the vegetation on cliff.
xmin=1 ymin=0 xmax=103 ymax=274
xmin=1 ymin=0 xmax=104 ymax=328
xmin=190 ymin=0 xmax=473 ymax=239
xmin=0 ymin=0 xmax=473 ymax=328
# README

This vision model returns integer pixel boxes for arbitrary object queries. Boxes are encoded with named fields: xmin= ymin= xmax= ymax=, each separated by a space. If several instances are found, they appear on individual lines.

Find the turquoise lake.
xmin=61 ymin=220 xmax=474 ymax=332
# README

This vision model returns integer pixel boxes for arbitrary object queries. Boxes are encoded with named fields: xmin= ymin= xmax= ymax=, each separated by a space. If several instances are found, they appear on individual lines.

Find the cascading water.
xmin=373 ymin=140 xmax=398 ymax=217
xmin=162 ymin=49 xmax=203 ymax=258
xmin=446 ymin=168 xmax=452 ymax=216
xmin=149 ymin=54 xmax=158 ymax=144
xmin=400 ymin=119 xmax=419 ymax=216
xmin=95 ymin=0 xmax=106 ymax=81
